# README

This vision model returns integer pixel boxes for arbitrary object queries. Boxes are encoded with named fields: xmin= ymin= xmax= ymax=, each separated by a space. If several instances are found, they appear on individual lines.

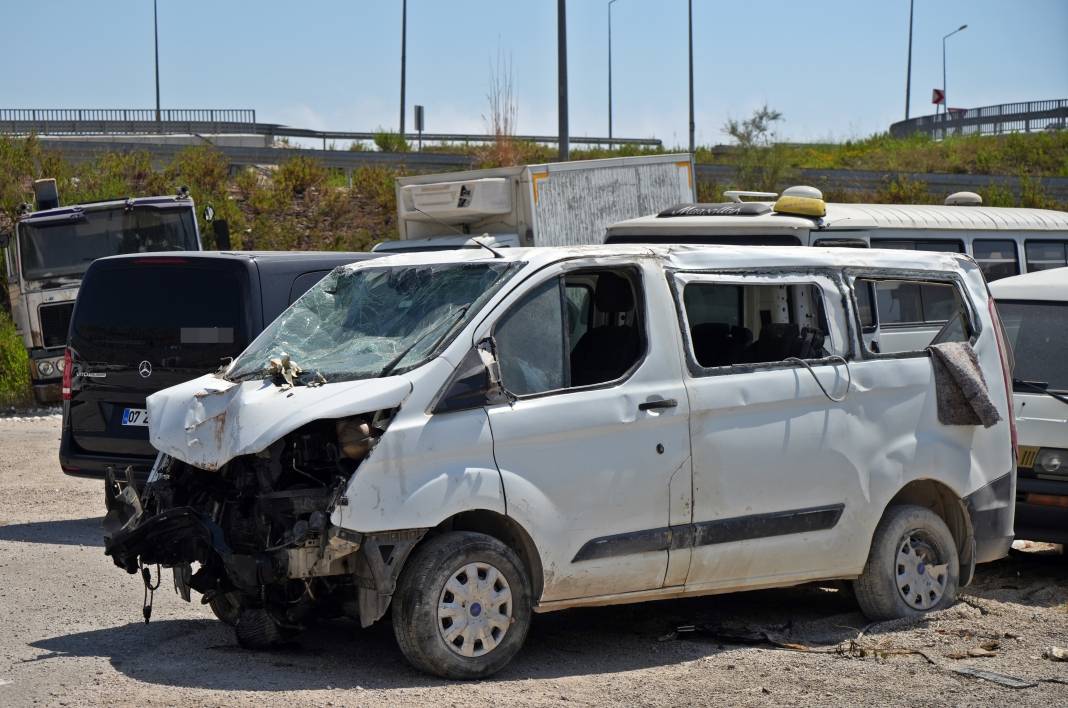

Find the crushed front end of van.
xmin=102 ymin=259 xmax=518 ymax=643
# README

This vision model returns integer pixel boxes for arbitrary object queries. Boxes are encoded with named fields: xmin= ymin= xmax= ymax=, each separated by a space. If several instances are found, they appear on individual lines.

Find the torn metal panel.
xmin=147 ymin=374 xmax=413 ymax=471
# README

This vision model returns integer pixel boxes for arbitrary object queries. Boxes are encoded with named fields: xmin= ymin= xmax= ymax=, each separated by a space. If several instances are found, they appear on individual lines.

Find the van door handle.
xmin=639 ymin=398 xmax=678 ymax=411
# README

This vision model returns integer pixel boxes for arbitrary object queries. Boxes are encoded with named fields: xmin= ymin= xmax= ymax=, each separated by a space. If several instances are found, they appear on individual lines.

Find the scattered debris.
xmin=267 ymin=353 xmax=303 ymax=389
xmin=958 ymin=595 xmax=993 ymax=616
xmin=1043 ymin=646 xmax=1067 ymax=662
xmin=950 ymin=667 xmax=1037 ymax=689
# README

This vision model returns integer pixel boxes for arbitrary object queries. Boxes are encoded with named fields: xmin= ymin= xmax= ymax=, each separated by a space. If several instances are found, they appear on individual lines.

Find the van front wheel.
xmin=392 ymin=531 xmax=532 ymax=679
xmin=854 ymin=504 xmax=960 ymax=621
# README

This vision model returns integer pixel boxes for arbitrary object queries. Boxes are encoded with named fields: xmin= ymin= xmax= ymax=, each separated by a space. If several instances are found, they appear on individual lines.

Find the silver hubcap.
xmin=896 ymin=532 xmax=948 ymax=610
xmin=437 ymin=561 xmax=513 ymax=658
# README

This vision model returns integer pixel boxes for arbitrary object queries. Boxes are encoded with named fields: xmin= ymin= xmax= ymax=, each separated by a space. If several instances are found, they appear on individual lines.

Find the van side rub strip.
xmin=571 ymin=503 xmax=845 ymax=563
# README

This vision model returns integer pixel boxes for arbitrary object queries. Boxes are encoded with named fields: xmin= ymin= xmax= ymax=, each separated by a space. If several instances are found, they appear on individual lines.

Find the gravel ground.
xmin=1 ymin=416 xmax=1066 ymax=707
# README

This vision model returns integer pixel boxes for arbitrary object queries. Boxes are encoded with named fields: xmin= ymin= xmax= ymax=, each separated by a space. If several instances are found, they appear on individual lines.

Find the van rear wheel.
xmin=392 ymin=531 xmax=532 ymax=679
xmin=854 ymin=504 xmax=959 ymax=621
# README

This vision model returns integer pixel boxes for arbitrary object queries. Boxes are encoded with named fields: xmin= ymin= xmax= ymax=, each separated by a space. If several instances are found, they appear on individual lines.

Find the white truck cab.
xmin=990 ymin=267 xmax=1068 ymax=545
xmin=1 ymin=180 xmax=202 ymax=402
xmin=104 ymin=244 xmax=1016 ymax=679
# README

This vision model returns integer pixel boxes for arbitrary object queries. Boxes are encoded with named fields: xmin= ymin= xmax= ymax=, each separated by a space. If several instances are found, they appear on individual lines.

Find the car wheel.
xmin=392 ymin=531 xmax=532 ymax=679
xmin=854 ymin=504 xmax=960 ymax=621
xmin=208 ymin=591 xmax=243 ymax=626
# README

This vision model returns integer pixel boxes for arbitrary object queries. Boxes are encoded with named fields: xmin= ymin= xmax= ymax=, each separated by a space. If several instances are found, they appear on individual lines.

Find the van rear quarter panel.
xmin=846 ymin=262 xmax=1013 ymax=571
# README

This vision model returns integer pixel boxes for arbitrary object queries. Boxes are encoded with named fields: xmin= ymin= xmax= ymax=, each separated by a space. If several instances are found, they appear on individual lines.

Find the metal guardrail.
xmin=889 ymin=99 xmax=1068 ymax=139
xmin=34 ymin=138 xmax=1067 ymax=203
xmin=0 ymin=108 xmax=662 ymax=147
xmin=36 ymin=138 xmax=478 ymax=173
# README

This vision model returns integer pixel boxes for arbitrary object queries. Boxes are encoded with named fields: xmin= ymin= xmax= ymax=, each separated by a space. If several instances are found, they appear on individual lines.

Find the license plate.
xmin=121 ymin=408 xmax=149 ymax=427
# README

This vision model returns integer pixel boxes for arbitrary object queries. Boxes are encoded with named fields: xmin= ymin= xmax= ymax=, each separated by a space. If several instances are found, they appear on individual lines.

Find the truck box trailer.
xmin=374 ymin=154 xmax=695 ymax=253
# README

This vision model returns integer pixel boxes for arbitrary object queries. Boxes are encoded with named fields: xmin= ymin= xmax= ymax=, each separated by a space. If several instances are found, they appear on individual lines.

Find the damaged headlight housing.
xmin=1034 ymin=448 xmax=1067 ymax=477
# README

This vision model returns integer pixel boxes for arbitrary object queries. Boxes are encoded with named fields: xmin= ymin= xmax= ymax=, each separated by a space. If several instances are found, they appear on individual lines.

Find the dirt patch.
xmin=1 ymin=417 xmax=1065 ymax=706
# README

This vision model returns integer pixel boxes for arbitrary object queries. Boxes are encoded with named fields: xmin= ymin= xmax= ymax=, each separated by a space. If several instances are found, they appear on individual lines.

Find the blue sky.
xmin=6 ymin=1 xmax=1067 ymax=145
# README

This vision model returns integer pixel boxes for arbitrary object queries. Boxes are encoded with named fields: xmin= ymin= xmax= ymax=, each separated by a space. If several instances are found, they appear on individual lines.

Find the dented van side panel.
xmin=332 ymin=358 xmax=508 ymax=532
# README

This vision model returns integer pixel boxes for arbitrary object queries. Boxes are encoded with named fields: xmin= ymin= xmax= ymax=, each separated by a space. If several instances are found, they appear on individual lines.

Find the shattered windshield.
xmin=18 ymin=206 xmax=198 ymax=280
xmin=226 ymin=260 xmax=520 ymax=384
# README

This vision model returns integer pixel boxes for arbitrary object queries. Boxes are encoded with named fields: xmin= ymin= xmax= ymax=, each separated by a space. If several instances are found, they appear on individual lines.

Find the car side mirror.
xmin=212 ymin=219 xmax=231 ymax=250
xmin=431 ymin=338 xmax=504 ymax=413
xmin=0 ymin=233 xmax=10 ymax=248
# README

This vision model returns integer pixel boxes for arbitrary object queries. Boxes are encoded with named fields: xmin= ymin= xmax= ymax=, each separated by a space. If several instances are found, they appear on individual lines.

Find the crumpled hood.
xmin=146 ymin=374 xmax=414 ymax=470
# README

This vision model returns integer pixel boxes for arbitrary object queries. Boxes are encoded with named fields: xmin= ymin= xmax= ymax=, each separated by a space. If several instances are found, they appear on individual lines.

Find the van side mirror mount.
xmin=476 ymin=336 xmax=502 ymax=391
xmin=431 ymin=338 xmax=506 ymax=413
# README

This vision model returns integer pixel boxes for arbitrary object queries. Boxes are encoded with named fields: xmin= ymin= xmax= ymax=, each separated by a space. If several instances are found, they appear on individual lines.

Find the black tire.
xmin=392 ymin=531 xmax=532 ymax=679
xmin=234 ymin=608 xmax=297 ymax=649
xmin=854 ymin=504 xmax=960 ymax=621
xmin=208 ymin=591 xmax=243 ymax=626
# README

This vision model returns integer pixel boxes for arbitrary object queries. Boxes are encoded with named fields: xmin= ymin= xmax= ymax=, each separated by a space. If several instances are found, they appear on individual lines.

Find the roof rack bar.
xmin=724 ymin=190 xmax=778 ymax=203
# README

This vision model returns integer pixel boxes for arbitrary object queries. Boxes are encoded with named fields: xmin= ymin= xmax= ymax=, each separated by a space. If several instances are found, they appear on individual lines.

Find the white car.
xmin=990 ymin=267 xmax=1068 ymax=545
xmin=104 ymin=244 xmax=1017 ymax=679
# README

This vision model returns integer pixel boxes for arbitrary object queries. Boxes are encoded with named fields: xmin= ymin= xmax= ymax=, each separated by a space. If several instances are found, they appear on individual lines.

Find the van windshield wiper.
xmin=377 ymin=306 xmax=469 ymax=379
xmin=1013 ymin=379 xmax=1068 ymax=407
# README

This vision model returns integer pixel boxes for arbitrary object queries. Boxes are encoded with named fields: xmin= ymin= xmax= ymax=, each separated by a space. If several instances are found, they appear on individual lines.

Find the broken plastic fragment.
xmin=268 ymin=353 xmax=303 ymax=390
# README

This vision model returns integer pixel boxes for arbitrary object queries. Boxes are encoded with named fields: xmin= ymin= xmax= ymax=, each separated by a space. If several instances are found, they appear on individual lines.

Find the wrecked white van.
xmin=104 ymin=244 xmax=1017 ymax=679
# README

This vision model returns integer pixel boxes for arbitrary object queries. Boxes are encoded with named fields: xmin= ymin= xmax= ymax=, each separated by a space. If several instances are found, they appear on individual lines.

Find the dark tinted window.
xmin=864 ymin=279 xmax=963 ymax=325
xmin=495 ymin=279 xmax=567 ymax=395
xmin=1025 ymin=241 xmax=1068 ymax=272
xmin=72 ymin=263 xmax=250 ymax=370
xmin=606 ymin=233 xmax=803 ymax=246
xmin=999 ymin=300 xmax=1068 ymax=392
xmin=684 ymin=284 xmax=741 ymax=328
xmin=856 ymin=277 xmax=971 ymax=354
xmin=289 ymin=270 xmax=330 ymax=304
xmin=495 ymin=270 xmax=644 ymax=395
xmin=972 ymin=240 xmax=1020 ymax=281
xmin=18 ymin=208 xmax=198 ymax=280
xmin=872 ymin=238 xmax=965 ymax=254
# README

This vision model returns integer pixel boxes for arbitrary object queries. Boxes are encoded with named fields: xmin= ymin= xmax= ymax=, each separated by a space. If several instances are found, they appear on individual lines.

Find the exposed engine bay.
xmin=103 ymin=408 xmax=426 ymax=645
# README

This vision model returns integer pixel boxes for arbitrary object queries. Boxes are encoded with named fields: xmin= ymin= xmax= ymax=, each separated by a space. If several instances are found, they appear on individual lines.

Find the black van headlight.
xmin=1035 ymin=448 xmax=1068 ymax=477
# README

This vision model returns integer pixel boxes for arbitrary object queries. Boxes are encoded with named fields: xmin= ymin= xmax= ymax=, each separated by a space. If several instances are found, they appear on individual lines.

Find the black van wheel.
xmin=392 ymin=531 xmax=532 ymax=679
xmin=854 ymin=505 xmax=960 ymax=621
xmin=208 ymin=591 xmax=243 ymax=626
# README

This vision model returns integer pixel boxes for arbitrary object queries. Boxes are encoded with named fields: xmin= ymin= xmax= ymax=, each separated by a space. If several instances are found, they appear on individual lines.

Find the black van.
xmin=59 ymin=251 xmax=379 ymax=481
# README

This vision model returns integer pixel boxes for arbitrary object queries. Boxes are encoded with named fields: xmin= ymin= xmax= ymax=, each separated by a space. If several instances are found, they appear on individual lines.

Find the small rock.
xmin=1043 ymin=646 xmax=1068 ymax=662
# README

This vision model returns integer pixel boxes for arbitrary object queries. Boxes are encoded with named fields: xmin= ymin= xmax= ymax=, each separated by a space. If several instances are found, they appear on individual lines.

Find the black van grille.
xmin=39 ymin=302 xmax=74 ymax=348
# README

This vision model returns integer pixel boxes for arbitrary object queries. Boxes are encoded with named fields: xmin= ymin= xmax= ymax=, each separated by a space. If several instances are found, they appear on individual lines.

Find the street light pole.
xmin=688 ymin=0 xmax=695 ymax=155
xmin=904 ymin=0 xmax=914 ymax=120
xmin=154 ymin=0 xmax=161 ymax=124
xmin=558 ymin=0 xmax=569 ymax=161
xmin=400 ymin=0 xmax=407 ymax=136
xmin=608 ymin=0 xmax=618 ymax=147
xmin=942 ymin=23 xmax=967 ymax=138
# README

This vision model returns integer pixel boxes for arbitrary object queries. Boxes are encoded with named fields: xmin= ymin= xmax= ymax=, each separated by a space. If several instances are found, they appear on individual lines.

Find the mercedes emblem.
xmin=138 ymin=360 xmax=153 ymax=378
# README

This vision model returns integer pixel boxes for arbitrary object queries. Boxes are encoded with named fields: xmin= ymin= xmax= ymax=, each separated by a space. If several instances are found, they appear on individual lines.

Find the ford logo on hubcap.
xmin=138 ymin=361 xmax=153 ymax=378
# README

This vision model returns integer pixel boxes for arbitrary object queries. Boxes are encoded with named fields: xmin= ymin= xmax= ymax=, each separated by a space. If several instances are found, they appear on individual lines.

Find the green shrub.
xmin=373 ymin=130 xmax=410 ymax=153
xmin=0 ymin=309 xmax=30 ymax=407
